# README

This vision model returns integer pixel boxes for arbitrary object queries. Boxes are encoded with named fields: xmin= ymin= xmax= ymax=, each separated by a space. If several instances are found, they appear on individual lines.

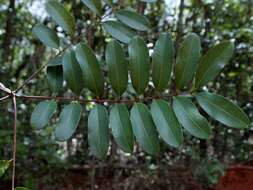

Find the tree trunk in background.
xmin=1 ymin=0 xmax=16 ymax=63
xmin=175 ymin=0 xmax=184 ymax=50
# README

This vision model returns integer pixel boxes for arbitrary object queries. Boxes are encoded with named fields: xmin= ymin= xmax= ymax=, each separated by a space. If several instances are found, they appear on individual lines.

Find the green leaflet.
xmin=128 ymin=36 xmax=150 ymax=94
xmin=81 ymin=0 xmax=102 ymax=15
xmin=115 ymin=10 xmax=150 ymax=31
xmin=194 ymin=41 xmax=234 ymax=89
xmin=0 ymin=160 xmax=10 ymax=177
xmin=54 ymin=102 xmax=82 ymax=141
xmin=130 ymin=103 xmax=160 ymax=155
xmin=47 ymin=56 xmax=63 ymax=93
xmin=88 ymin=104 xmax=109 ymax=159
xmin=196 ymin=92 xmax=250 ymax=129
xmin=152 ymin=32 xmax=174 ymax=92
xmin=75 ymin=43 xmax=104 ymax=97
xmin=150 ymin=99 xmax=183 ymax=147
xmin=30 ymin=100 xmax=57 ymax=129
xmin=62 ymin=49 xmax=84 ymax=95
xmin=172 ymin=96 xmax=211 ymax=139
xmin=110 ymin=104 xmax=134 ymax=153
xmin=105 ymin=40 xmax=128 ymax=96
xmin=102 ymin=20 xmax=136 ymax=43
xmin=175 ymin=33 xmax=201 ymax=89
xmin=45 ymin=0 xmax=75 ymax=34
xmin=32 ymin=23 xmax=59 ymax=48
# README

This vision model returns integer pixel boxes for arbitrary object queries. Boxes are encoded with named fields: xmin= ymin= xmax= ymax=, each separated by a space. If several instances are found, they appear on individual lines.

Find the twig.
xmin=11 ymin=93 xmax=17 ymax=190
xmin=15 ymin=95 xmax=156 ymax=104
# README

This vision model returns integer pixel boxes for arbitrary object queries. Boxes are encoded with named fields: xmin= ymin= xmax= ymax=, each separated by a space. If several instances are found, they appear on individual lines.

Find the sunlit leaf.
xmin=0 ymin=160 xmax=10 ymax=177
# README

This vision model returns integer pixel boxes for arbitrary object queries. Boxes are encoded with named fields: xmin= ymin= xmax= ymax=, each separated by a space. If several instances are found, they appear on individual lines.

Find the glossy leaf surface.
xmin=195 ymin=41 xmax=234 ymax=89
xmin=173 ymin=96 xmax=211 ymax=139
xmin=102 ymin=20 xmax=136 ymax=43
xmin=150 ymin=99 xmax=183 ymax=147
xmin=45 ymin=0 xmax=75 ymax=34
xmin=110 ymin=104 xmax=134 ymax=153
xmin=30 ymin=100 xmax=57 ymax=129
xmin=196 ymin=92 xmax=250 ymax=129
xmin=33 ymin=23 xmax=59 ymax=48
xmin=152 ymin=32 xmax=174 ymax=91
xmin=75 ymin=43 xmax=104 ymax=96
xmin=105 ymin=40 xmax=128 ymax=95
xmin=88 ymin=104 xmax=109 ymax=159
xmin=175 ymin=33 xmax=201 ymax=89
xmin=115 ymin=10 xmax=150 ymax=31
xmin=130 ymin=103 xmax=160 ymax=155
xmin=128 ymin=36 xmax=149 ymax=94
xmin=54 ymin=102 xmax=82 ymax=141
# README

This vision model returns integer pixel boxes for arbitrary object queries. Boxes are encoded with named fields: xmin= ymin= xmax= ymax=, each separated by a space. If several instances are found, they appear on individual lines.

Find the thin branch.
xmin=14 ymin=44 xmax=71 ymax=93
xmin=15 ymin=95 xmax=155 ymax=104
xmin=11 ymin=94 xmax=17 ymax=190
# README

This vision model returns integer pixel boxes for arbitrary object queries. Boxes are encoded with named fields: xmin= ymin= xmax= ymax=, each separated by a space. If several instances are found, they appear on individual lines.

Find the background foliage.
xmin=0 ymin=0 xmax=253 ymax=189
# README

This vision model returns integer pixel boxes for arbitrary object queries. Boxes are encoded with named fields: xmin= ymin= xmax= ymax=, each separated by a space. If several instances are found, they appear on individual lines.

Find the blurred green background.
xmin=0 ymin=0 xmax=253 ymax=189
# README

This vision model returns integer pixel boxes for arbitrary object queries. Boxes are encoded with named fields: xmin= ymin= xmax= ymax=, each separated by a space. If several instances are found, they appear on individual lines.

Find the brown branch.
xmin=14 ymin=45 xmax=70 ymax=93
xmin=11 ymin=93 xmax=17 ymax=190
xmin=15 ymin=95 xmax=155 ymax=104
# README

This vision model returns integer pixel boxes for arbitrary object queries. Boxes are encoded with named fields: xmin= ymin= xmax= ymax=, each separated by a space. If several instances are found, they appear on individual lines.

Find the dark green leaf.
xmin=172 ymin=96 xmax=211 ymax=139
xmin=105 ymin=40 xmax=128 ymax=96
xmin=128 ymin=36 xmax=149 ymax=94
xmin=110 ymin=104 xmax=134 ymax=153
xmin=194 ymin=41 xmax=234 ymax=89
xmin=88 ymin=104 xmax=109 ymax=159
xmin=32 ymin=23 xmax=59 ymax=48
xmin=63 ymin=49 xmax=84 ymax=94
xmin=115 ymin=10 xmax=150 ymax=31
xmin=130 ymin=103 xmax=160 ymax=155
xmin=75 ymin=43 xmax=104 ymax=97
xmin=175 ymin=33 xmax=201 ymax=89
xmin=152 ymin=32 xmax=174 ymax=92
xmin=45 ymin=0 xmax=75 ymax=34
xmin=0 ymin=160 xmax=10 ymax=177
xmin=81 ymin=0 xmax=102 ymax=14
xmin=54 ymin=102 xmax=82 ymax=141
xmin=47 ymin=56 xmax=63 ymax=93
xmin=196 ymin=92 xmax=250 ymax=129
xmin=102 ymin=20 xmax=136 ymax=43
xmin=30 ymin=100 xmax=57 ymax=129
xmin=150 ymin=99 xmax=183 ymax=147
